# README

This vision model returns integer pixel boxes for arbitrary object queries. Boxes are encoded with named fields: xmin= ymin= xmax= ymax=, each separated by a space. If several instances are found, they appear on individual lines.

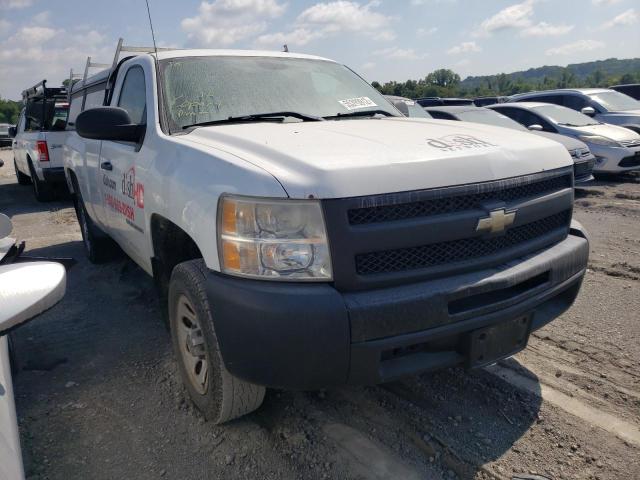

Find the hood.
xmin=179 ymin=117 xmax=572 ymax=199
xmin=532 ymin=131 xmax=586 ymax=151
xmin=568 ymin=123 xmax=640 ymax=142
xmin=605 ymin=109 xmax=640 ymax=116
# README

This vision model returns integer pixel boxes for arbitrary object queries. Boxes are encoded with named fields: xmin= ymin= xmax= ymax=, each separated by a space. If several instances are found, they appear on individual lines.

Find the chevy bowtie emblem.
xmin=476 ymin=209 xmax=517 ymax=234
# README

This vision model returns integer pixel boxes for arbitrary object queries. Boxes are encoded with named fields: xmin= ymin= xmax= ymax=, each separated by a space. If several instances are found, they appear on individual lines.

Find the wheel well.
xmin=66 ymin=169 xmax=78 ymax=195
xmin=150 ymin=215 xmax=203 ymax=305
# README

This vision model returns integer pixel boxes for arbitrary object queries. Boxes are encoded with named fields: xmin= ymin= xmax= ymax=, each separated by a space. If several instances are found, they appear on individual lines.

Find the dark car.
xmin=415 ymin=97 xmax=474 ymax=107
xmin=0 ymin=123 xmax=13 ymax=147
xmin=473 ymin=96 xmax=510 ymax=107
xmin=610 ymin=84 xmax=640 ymax=101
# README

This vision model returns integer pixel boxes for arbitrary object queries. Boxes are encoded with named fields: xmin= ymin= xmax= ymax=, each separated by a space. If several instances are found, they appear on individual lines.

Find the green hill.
xmin=461 ymin=58 xmax=640 ymax=91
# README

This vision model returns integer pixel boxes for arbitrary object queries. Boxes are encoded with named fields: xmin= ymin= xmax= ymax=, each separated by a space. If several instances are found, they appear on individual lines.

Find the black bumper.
xmin=206 ymin=227 xmax=588 ymax=390
xmin=42 ymin=167 xmax=66 ymax=183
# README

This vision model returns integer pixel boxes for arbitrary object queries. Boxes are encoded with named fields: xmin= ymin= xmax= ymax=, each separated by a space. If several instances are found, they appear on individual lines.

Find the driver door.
xmin=98 ymin=64 xmax=148 ymax=264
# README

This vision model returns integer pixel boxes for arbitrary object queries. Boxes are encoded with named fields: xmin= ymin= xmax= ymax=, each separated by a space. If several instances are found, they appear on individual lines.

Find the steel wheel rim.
xmin=176 ymin=294 xmax=209 ymax=394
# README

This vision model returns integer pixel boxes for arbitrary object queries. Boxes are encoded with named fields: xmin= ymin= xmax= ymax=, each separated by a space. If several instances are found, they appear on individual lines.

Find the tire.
xmin=8 ymin=333 xmax=19 ymax=377
xmin=28 ymin=161 xmax=54 ymax=202
xmin=73 ymin=187 xmax=118 ymax=263
xmin=14 ymin=160 xmax=31 ymax=185
xmin=169 ymin=259 xmax=265 ymax=424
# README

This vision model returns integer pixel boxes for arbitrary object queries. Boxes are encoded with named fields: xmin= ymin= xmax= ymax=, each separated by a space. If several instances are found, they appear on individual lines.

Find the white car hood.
xmin=181 ymin=117 xmax=572 ymax=199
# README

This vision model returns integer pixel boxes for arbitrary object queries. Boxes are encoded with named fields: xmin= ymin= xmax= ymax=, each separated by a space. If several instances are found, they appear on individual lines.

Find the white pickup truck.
xmin=64 ymin=46 xmax=589 ymax=423
xmin=11 ymin=81 xmax=69 ymax=201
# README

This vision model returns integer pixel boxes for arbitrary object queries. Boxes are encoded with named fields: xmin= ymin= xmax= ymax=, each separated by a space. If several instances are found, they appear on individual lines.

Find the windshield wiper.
xmin=182 ymin=111 xmax=324 ymax=130
xmin=323 ymin=109 xmax=397 ymax=120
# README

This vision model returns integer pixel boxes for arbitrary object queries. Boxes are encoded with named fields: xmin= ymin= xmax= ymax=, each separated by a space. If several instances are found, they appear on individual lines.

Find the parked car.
xmin=473 ymin=96 xmax=509 ymax=107
xmin=489 ymin=102 xmax=640 ymax=175
xmin=424 ymin=105 xmax=595 ymax=183
xmin=0 ymin=213 xmax=67 ymax=480
xmin=11 ymin=80 xmax=69 ymax=201
xmin=384 ymin=95 xmax=432 ymax=118
xmin=416 ymin=97 xmax=474 ymax=107
xmin=610 ymin=84 xmax=640 ymax=101
xmin=510 ymin=88 xmax=640 ymax=134
xmin=0 ymin=123 xmax=13 ymax=147
xmin=65 ymin=39 xmax=589 ymax=424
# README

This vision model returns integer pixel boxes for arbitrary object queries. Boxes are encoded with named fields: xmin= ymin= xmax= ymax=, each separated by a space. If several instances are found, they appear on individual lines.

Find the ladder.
xmin=110 ymin=37 xmax=179 ymax=70
xmin=66 ymin=69 xmax=83 ymax=101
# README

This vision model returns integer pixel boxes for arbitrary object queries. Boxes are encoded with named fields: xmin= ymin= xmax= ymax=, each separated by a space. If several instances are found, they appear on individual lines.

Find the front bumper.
xmin=591 ymin=145 xmax=640 ymax=173
xmin=206 ymin=225 xmax=589 ymax=390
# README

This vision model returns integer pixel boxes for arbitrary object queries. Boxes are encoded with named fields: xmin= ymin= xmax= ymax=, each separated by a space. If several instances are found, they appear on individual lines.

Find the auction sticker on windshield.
xmin=339 ymin=97 xmax=377 ymax=110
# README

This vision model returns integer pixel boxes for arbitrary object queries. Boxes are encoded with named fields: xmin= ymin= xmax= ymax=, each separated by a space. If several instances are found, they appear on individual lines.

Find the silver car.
xmin=510 ymin=88 xmax=640 ymax=134
xmin=384 ymin=95 xmax=433 ymax=118
xmin=489 ymin=102 xmax=640 ymax=174
xmin=424 ymin=105 xmax=595 ymax=183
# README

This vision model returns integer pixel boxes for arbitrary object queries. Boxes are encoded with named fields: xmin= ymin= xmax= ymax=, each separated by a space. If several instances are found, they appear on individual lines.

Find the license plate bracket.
xmin=465 ymin=315 xmax=532 ymax=368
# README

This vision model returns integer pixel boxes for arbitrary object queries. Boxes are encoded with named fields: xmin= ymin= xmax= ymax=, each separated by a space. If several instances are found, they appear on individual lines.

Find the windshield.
xmin=456 ymin=109 xmax=527 ymax=131
xmin=160 ymin=56 xmax=397 ymax=131
xmin=532 ymin=104 xmax=599 ymax=126
xmin=588 ymin=90 xmax=640 ymax=112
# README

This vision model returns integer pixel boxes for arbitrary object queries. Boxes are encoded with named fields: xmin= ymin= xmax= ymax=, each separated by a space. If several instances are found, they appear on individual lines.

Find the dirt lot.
xmin=1 ymin=148 xmax=639 ymax=480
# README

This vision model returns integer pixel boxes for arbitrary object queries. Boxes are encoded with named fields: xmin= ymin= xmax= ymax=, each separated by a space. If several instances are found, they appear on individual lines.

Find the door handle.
xmin=100 ymin=161 xmax=113 ymax=171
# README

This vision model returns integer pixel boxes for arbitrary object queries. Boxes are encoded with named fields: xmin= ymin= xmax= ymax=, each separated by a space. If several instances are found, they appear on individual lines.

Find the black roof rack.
xmin=21 ymin=80 xmax=68 ymax=103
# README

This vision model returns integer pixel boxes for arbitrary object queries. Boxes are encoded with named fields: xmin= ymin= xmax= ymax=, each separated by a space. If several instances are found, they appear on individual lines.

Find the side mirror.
xmin=8 ymin=126 xmax=17 ymax=138
xmin=76 ymin=107 xmax=144 ymax=142
xmin=581 ymin=106 xmax=596 ymax=117
xmin=528 ymin=124 xmax=543 ymax=131
xmin=392 ymin=100 xmax=410 ymax=116
xmin=0 ymin=262 xmax=66 ymax=335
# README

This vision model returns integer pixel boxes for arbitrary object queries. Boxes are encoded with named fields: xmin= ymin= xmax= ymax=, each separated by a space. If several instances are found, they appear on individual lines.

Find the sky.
xmin=0 ymin=0 xmax=639 ymax=99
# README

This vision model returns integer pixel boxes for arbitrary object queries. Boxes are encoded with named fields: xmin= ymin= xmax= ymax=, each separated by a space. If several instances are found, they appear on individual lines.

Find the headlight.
xmin=218 ymin=195 xmax=332 ymax=281
xmin=578 ymin=135 xmax=621 ymax=147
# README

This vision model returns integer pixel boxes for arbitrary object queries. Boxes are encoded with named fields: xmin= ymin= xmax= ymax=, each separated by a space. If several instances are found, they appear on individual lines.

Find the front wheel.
xmin=169 ymin=259 xmax=265 ymax=424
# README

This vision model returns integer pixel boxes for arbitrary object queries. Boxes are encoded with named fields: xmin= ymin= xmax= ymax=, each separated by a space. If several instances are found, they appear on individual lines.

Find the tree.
xmin=426 ymin=69 xmax=461 ymax=88
xmin=0 ymin=97 xmax=21 ymax=124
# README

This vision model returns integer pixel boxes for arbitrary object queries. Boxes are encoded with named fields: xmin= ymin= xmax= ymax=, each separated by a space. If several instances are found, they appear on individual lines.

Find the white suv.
xmin=64 ymin=44 xmax=589 ymax=423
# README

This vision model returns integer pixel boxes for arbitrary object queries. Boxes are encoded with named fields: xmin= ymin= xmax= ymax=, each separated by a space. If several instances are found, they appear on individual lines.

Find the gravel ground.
xmin=1 ymin=148 xmax=639 ymax=480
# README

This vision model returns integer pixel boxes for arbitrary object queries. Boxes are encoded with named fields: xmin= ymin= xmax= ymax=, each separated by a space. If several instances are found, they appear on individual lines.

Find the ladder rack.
xmin=83 ymin=56 xmax=110 ymax=82
xmin=111 ymin=37 xmax=179 ymax=69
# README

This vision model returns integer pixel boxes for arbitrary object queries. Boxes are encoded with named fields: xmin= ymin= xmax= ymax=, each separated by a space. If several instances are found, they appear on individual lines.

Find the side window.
xmin=67 ymin=91 xmax=84 ymax=128
xmin=83 ymin=83 xmax=107 ymax=111
xmin=117 ymin=66 xmax=146 ymax=125
xmin=494 ymin=107 xmax=523 ymax=124
xmin=429 ymin=111 xmax=456 ymax=120
xmin=522 ymin=110 xmax=554 ymax=132
xmin=563 ymin=95 xmax=588 ymax=111
xmin=17 ymin=110 xmax=26 ymax=133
